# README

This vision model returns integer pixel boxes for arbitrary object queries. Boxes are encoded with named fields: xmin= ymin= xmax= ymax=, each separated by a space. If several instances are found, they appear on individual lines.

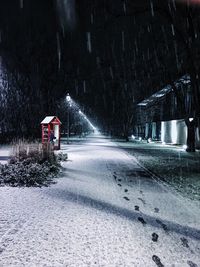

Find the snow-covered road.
xmin=0 ymin=134 xmax=200 ymax=267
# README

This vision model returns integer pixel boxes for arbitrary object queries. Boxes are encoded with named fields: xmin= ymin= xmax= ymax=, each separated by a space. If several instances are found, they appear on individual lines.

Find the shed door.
xmin=54 ymin=125 xmax=59 ymax=147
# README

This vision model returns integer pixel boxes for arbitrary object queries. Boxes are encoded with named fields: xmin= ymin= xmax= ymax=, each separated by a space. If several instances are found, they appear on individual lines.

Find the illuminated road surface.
xmin=0 ymin=134 xmax=200 ymax=267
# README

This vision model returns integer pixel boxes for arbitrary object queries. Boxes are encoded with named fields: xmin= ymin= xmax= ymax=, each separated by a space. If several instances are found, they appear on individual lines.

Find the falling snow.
xmin=0 ymin=1 xmax=200 ymax=265
xmin=20 ymin=0 xmax=23 ymax=9
xmin=86 ymin=32 xmax=92 ymax=53
xmin=150 ymin=1 xmax=154 ymax=17
xmin=57 ymin=32 xmax=61 ymax=70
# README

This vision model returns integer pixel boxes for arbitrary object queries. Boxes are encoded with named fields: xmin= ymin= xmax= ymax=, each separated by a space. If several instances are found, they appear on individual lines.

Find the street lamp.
xmin=66 ymin=93 xmax=71 ymax=144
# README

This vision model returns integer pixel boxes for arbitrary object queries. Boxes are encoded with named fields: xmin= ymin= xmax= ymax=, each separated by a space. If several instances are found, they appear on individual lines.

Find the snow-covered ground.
xmin=115 ymin=140 xmax=200 ymax=202
xmin=0 ymin=134 xmax=200 ymax=267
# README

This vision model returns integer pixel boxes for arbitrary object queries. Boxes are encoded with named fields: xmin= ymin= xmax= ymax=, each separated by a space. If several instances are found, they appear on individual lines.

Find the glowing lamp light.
xmin=131 ymin=135 xmax=136 ymax=140
xmin=79 ymin=109 xmax=97 ymax=131
xmin=66 ymin=95 xmax=98 ymax=134
xmin=189 ymin=118 xmax=194 ymax=122
xmin=139 ymin=137 xmax=142 ymax=141
xmin=66 ymin=93 xmax=71 ymax=102
xmin=183 ymin=145 xmax=187 ymax=150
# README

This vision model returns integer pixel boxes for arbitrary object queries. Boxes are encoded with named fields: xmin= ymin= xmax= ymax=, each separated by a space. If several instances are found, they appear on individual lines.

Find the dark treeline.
xmin=0 ymin=0 xmax=200 ymax=141
xmin=0 ymin=0 xmax=62 ymax=140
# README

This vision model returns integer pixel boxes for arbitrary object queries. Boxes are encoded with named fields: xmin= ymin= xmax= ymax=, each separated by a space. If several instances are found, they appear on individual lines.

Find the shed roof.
xmin=41 ymin=116 xmax=61 ymax=124
xmin=137 ymin=74 xmax=190 ymax=107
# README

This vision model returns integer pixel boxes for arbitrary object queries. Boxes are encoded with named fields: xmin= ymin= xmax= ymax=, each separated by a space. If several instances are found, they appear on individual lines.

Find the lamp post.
xmin=66 ymin=93 xmax=71 ymax=144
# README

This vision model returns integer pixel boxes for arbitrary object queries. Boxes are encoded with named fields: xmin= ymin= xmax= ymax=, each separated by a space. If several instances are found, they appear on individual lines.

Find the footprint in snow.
xmin=124 ymin=189 xmax=128 ymax=193
xmin=156 ymin=219 xmax=169 ymax=233
xmin=187 ymin=261 xmax=198 ymax=267
xmin=138 ymin=217 xmax=147 ymax=225
xmin=152 ymin=233 xmax=159 ymax=242
xmin=118 ymin=179 xmax=122 ymax=182
xmin=135 ymin=205 xmax=140 ymax=211
xmin=113 ymin=174 xmax=117 ymax=180
xmin=181 ymin=237 xmax=189 ymax=248
xmin=123 ymin=196 xmax=130 ymax=201
xmin=117 ymin=184 xmax=122 ymax=187
xmin=154 ymin=208 xmax=159 ymax=213
xmin=152 ymin=255 xmax=164 ymax=267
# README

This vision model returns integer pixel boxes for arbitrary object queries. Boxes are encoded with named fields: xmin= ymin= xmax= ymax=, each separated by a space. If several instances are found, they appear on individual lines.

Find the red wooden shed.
xmin=41 ymin=116 xmax=61 ymax=150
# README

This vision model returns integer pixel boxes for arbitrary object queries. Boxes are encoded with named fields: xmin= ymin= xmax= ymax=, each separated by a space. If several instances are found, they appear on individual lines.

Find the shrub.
xmin=0 ymin=141 xmax=61 ymax=187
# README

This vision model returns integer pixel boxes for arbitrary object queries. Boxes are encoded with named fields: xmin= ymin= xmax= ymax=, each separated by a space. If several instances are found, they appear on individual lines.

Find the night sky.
xmin=0 ymin=0 xmax=200 ymax=135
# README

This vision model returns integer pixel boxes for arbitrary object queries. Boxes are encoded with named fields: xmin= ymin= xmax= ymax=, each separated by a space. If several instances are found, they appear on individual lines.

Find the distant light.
xmin=79 ymin=110 xmax=83 ymax=114
xmin=148 ymin=138 xmax=152 ymax=143
xmin=66 ymin=93 xmax=71 ymax=102
xmin=139 ymin=137 xmax=142 ymax=141
xmin=131 ymin=135 xmax=136 ymax=140
xmin=183 ymin=145 xmax=187 ymax=150
xmin=189 ymin=118 xmax=194 ymax=122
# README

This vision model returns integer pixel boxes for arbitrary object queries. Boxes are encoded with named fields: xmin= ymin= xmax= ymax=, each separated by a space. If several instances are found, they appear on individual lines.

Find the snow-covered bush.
xmin=0 ymin=141 xmax=61 ymax=187
xmin=56 ymin=152 xmax=68 ymax=162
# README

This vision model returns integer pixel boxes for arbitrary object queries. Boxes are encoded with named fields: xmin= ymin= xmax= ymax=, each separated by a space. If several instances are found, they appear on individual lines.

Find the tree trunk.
xmin=186 ymin=120 xmax=196 ymax=152
xmin=125 ymin=135 xmax=129 ymax=142
xmin=123 ymin=122 xmax=129 ymax=142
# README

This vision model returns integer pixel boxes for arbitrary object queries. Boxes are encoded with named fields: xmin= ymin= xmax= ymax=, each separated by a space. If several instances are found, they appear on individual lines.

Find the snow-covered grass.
xmin=0 ymin=141 xmax=61 ymax=187
xmin=115 ymin=140 xmax=200 ymax=201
